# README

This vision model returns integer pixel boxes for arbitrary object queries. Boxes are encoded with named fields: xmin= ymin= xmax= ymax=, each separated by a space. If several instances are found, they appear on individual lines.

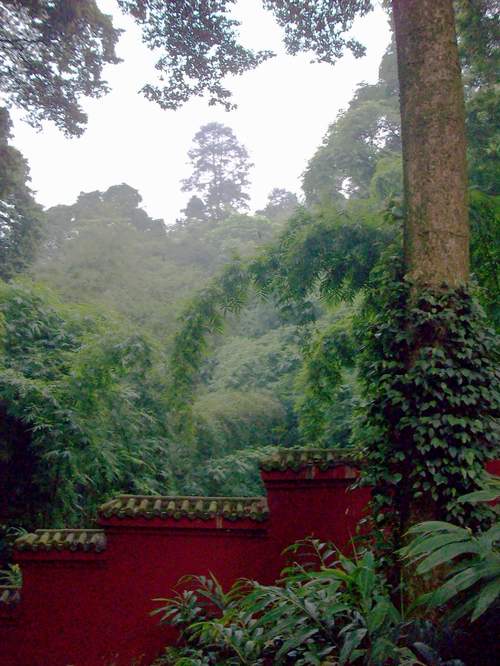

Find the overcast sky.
xmin=11 ymin=1 xmax=391 ymax=226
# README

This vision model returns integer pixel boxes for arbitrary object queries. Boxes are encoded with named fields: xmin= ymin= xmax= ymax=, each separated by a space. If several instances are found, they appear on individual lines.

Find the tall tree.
xmin=158 ymin=1 xmax=499 ymax=546
xmin=257 ymin=188 xmax=299 ymax=222
xmin=182 ymin=122 xmax=253 ymax=222
xmin=303 ymin=40 xmax=401 ymax=205
xmin=393 ymin=0 xmax=469 ymax=288
xmin=0 ymin=107 xmax=42 ymax=279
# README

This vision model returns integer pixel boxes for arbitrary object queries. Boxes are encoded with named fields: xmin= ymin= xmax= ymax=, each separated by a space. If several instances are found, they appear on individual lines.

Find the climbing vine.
xmin=356 ymin=254 xmax=500 ymax=559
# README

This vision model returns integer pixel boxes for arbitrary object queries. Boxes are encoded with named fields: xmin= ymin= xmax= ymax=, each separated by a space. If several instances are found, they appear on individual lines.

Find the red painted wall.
xmin=261 ymin=465 xmax=370 ymax=582
xmin=0 ymin=464 xmax=369 ymax=666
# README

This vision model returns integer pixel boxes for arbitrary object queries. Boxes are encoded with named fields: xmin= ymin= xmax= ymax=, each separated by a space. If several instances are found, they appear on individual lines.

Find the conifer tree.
xmin=182 ymin=122 xmax=253 ymax=222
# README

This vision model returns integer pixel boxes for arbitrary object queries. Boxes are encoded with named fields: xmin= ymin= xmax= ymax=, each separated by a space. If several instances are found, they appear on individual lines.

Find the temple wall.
xmin=0 ymin=450 xmax=369 ymax=666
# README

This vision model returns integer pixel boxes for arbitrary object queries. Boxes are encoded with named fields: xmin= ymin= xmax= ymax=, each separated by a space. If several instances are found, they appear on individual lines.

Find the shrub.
xmin=152 ymin=540 xmax=463 ymax=665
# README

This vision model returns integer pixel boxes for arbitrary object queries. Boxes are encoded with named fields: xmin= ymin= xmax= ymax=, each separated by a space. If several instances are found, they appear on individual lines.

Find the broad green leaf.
xmin=478 ymin=524 xmax=500 ymax=549
xmin=429 ymin=566 xmax=483 ymax=606
xmin=339 ymin=628 xmax=368 ymax=665
xmin=471 ymin=578 xmax=500 ymax=621
xmin=403 ymin=532 xmax=471 ymax=559
xmin=407 ymin=521 xmax=471 ymax=536
xmin=417 ymin=541 xmax=480 ymax=574
xmin=459 ymin=489 xmax=500 ymax=503
xmin=366 ymin=599 xmax=391 ymax=633
xmin=276 ymin=627 xmax=319 ymax=660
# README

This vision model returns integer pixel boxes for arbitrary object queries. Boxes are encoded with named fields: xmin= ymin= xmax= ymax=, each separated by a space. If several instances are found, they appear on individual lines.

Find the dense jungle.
xmin=0 ymin=1 xmax=498 ymax=665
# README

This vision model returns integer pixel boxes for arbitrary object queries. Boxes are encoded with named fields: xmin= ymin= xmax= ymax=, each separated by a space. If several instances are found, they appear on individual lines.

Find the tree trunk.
xmin=392 ymin=0 xmax=469 ymax=287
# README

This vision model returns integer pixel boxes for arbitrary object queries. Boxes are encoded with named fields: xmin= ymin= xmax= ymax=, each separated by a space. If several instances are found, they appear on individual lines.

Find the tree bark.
xmin=392 ymin=0 xmax=469 ymax=287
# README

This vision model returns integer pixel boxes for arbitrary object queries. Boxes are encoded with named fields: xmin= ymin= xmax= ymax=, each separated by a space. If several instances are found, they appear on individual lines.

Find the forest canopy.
xmin=0 ymin=0 xmax=497 ymax=577
xmin=0 ymin=10 xmax=498 ymax=526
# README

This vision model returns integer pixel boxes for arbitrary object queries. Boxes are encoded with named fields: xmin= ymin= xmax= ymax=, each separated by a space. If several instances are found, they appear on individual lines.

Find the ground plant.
xmin=152 ymin=539 xmax=467 ymax=666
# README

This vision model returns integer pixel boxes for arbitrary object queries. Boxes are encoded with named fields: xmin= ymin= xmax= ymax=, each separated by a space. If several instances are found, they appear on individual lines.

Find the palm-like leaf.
xmin=401 ymin=478 xmax=500 ymax=622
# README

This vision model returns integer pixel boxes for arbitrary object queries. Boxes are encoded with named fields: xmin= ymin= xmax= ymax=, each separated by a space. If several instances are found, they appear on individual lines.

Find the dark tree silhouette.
xmin=0 ymin=1 xmax=120 ymax=136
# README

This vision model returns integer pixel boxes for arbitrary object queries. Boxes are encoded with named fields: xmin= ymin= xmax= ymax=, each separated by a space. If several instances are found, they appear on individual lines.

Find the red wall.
xmin=261 ymin=464 xmax=370 ymax=582
xmin=0 ymin=462 xmax=368 ymax=666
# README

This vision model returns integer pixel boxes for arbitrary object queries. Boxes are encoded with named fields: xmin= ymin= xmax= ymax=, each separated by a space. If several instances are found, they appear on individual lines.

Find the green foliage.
xmin=0 ymin=563 xmax=22 ymax=587
xmin=0 ymin=108 xmax=42 ymax=280
xmin=295 ymin=306 xmax=359 ymax=447
xmin=28 ymin=185 xmax=301 ymax=508
xmin=262 ymin=1 xmax=374 ymax=64
xmin=369 ymin=154 xmax=403 ymax=203
xmin=35 ymin=189 xmax=278 ymax=339
xmin=2 ymin=3 xmax=497 ymax=534
xmin=0 ymin=281 xmax=172 ymax=527
xmin=194 ymin=391 xmax=285 ymax=459
xmin=167 ymin=205 xmax=393 ymax=443
xmin=0 ymin=0 xmax=120 ymax=136
xmin=166 ymin=177 xmax=500 ymax=490
xmin=469 ymin=191 xmax=500 ymax=326
xmin=181 ymin=123 xmax=253 ymax=222
xmin=168 ymin=260 xmax=252 ymax=415
xmin=39 ymin=184 xmax=165 ymax=260
xmin=178 ymin=391 xmax=285 ymax=495
xmin=250 ymin=205 xmax=393 ymax=307
xmin=200 ymin=213 xmax=277 ymax=260
xmin=303 ymin=40 xmax=401 ymax=205
xmin=357 ymin=262 xmax=500 ymax=560
xmin=44 ymin=178 xmax=486 ymax=534
xmin=116 ymin=1 xmax=373 ymax=113
xmin=304 ymin=20 xmax=498 ymax=204
xmin=117 ymin=0 xmax=272 ymax=111
xmin=401 ymin=475 xmax=500 ymax=624
xmin=456 ymin=0 xmax=499 ymax=91
xmin=466 ymin=89 xmax=500 ymax=196
xmin=152 ymin=540 xmax=464 ymax=665
xmin=192 ymin=445 xmax=278 ymax=498
xmin=256 ymin=188 xmax=299 ymax=223
xmin=202 ymin=325 xmax=301 ymax=399
xmin=457 ymin=1 xmax=499 ymax=197
xmin=34 ymin=185 xmax=202 ymax=338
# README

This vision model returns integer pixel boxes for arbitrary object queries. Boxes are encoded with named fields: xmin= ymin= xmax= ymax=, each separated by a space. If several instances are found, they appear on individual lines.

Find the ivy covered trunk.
xmin=389 ymin=0 xmax=472 ymax=532
xmin=392 ymin=0 xmax=469 ymax=287
xmin=358 ymin=1 xmax=499 ymax=586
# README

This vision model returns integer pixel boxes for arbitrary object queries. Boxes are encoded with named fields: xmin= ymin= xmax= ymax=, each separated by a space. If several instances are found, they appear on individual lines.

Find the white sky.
xmin=11 ymin=1 xmax=391 ymax=226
